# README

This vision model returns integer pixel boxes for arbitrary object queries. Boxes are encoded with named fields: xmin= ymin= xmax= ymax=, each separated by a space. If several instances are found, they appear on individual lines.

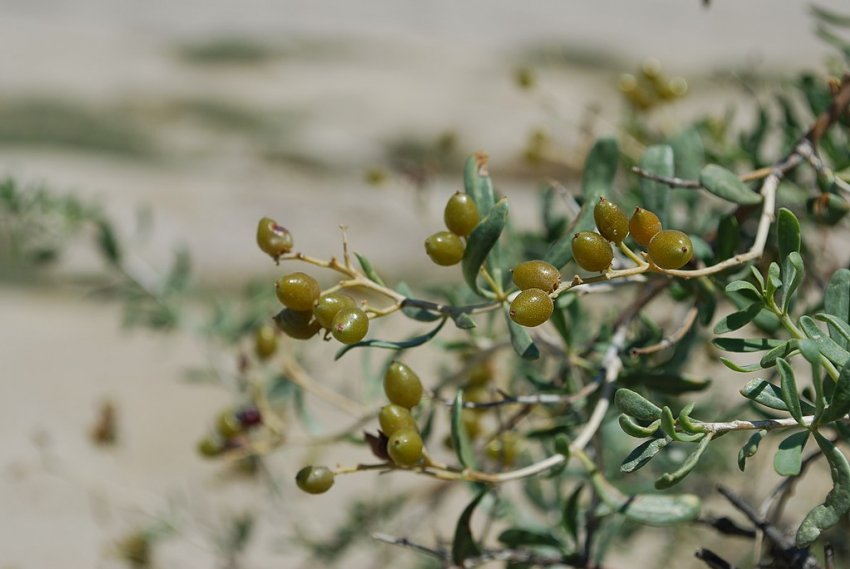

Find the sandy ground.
xmin=1 ymin=1 xmax=848 ymax=567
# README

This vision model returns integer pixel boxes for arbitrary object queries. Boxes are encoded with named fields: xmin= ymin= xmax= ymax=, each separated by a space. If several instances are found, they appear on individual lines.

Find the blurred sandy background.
xmin=0 ymin=1 xmax=846 ymax=567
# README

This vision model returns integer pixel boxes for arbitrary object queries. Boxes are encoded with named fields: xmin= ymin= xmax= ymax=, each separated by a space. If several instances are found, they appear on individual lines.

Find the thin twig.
xmin=696 ymin=516 xmax=757 ymax=539
xmin=371 ymin=533 xmax=451 ymax=563
xmin=695 ymin=548 xmax=739 ymax=569
xmin=632 ymin=305 xmax=699 ymax=355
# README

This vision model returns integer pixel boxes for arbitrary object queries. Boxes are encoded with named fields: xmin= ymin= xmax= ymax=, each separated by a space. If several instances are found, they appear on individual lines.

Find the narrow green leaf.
xmin=498 ymin=528 xmax=563 ymax=549
xmin=825 ymin=268 xmax=850 ymax=350
xmin=678 ymin=402 xmax=704 ymax=434
xmin=778 ymin=358 xmax=805 ymax=426
xmin=796 ymin=432 xmax=850 ymax=547
xmin=463 ymin=152 xmax=495 ymax=218
xmin=741 ymin=377 xmax=817 ymax=414
xmin=781 ymin=252 xmax=804 ymax=314
xmin=777 ymin=208 xmax=802 ymax=258
xmin=720 ymin=357 xmax=763 ymax=373
xmin=554 ymin=434 xmax=571 ymax=462
xmin=619 ymin=415 xmax=660 ymax=438
xmin=451 ymin=390 xmax=477 ymax=470
xmin=800 ymin=315 xmax=850 ymax=367
xmin=638 ymin=145 xmax=674 ymax=227
xmin=451 ymin=312 xmax=476 ymax=330
xmin=452 ymin=487 xmax=489 ymax=565
xmin=334 ymin=318 xmax=446 ymax=360
xmin=712 ymin=337 xmax=784 ymax=353
xmin=661 ymin=405 xmax=703 ymax=442
xmin=699 ymin=164 xmax=762 ymax=204
xmin=614 ymin=388 xmax=662 ymax=421
xmin=774 ymin=431 xmax=810 ymax=476
xmin=765 ymin=262 xmax=782 ymax=304
xmin=655 ymin=433 xmax=714 ymax=489
xmin=750 ymin=266 xmax=766 ymax=291
xmin=713 ymin=301 xmax=765 ymax=335
xmin=96 ymin=218 xmax=122 ymax=265
xmin=396 ymin=282 xmax=442 ymax=322
xmin=760 ymin=339 xmax=797 ymax=369
xmin=621 ymin=436 xmax=671 ymax=473
xmin=561 ymin=484 xmax=583 ymax=545
xmin=714 ymin=214 xmax=739 ymax=263
xmin=505 ymin=307 xmax=540 ymax=360
xmin=354 ymin=252 xmax=386 ymax=286
xmin=725 ymin=280 xmax=762 ymax=300
xmin=544 ymin=137 xmax=619 ymax=268
xmin=462 ymin=198 xmax=508 ymax=297
xmin=821 ymin=360 xmax=850 ymax=423
xmin=816 ymin=313 xmax=850 ymax=346
xmin=617 ymin=372 xmax=710 ymax=394
xmin=738 ymin=429 xmax=767 ymax=472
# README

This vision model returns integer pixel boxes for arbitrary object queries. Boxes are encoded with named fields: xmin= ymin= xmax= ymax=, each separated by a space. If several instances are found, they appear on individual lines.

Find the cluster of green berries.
xmin=424 ymin=192 xmax=479 ymax=266
xmin=571 ymin=197 xmax=693 ymax=272
xmin=508 ymin=260 xmax=560 ymax=327
xmin=379 ymin=362 xmax=425 ymax=467
xmin=197 ymin=407 xmax=263 ymax=458
xmin=618 ymin=58 xmax=688 ymax=111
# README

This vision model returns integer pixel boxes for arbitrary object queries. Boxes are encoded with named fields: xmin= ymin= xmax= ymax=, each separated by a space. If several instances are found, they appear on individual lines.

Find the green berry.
xmin=629 ymin=207 xmax=663 ymax=247
xmin=273 ymin=308 xmax=322 ymax=340
xmin=485 ymin=434 xmax=522 ymax=467
xmin=466 ymin=361 xmax=493 ymax=387
xmin=387 ymin=428 xmax=423 ymax=467
xmin=593 ymin=197 xmax=629 ymax=244
xmin=217 ymin=410 xmax=243 ymax=439
xmin=461 ymin=409 xmax=482 ymax=439
xmin=444 ymin=192 xmax=479 ymax=237
xmin=648 ymin=230 xmax=693 ymax=269
xmin=571 ymin=231 xmax=613 ymax=272
xmin=256 ymin=217 xmax=293 ymax=259
xmin=275 ymin=272 xmax=321 ymax=311
xmin=383 ymin=361 xmax=424 ymax=409
xmin=314 ymin=293 xmax=357 ymax=329
xmin=254 ymin=324 xmax=278 ymax=359
xmin=379 ymin=404 xmax=417 ymax=436
xmin=197 ymin=437 xmax=224 ymax=458
xmin=331 ymin=307 xmax=369 ymax=344
xmin=424 ymin=231 xmax=465 ymax=266
xmin=509 ymin=289 xmax=554 ymax=327
xmin=295 ymin=465 xmax=335 ymax=494
xmin=512 ymin=260 xmax=561 ymax=292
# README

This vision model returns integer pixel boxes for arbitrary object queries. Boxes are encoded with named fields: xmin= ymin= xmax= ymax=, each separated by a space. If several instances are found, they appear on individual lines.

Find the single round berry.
xmin=466 ymin=361 xmax=493 ymax=387
xmin=331 ymin=307 xmax=369 ymax=344
xmin=387 ymin=428 xmax=423 ymax=467
xmin=378 ymin=404 xmax=417 ymax=436
xmin=314 ymin=293 xmax=357 ymax=329
xmin=593 ymin=197 xmax=629 ymax=244
xmin=254 ymin=324 xmax=278 ymax=359
xmin=275 ymin=272 xmax=321 ymax=311
xmin=424 ymin=231 xmax=465 ymax=266
xmin=444 ymin=192 xmax=479 ymax=237
xmin=571 ymin=231 xmax=614 ymax=272
xmin=197 ymin=437 xmax=224 ymax=458
xmin=629 ymin=207 xmax=663 ymax=247
xmin=273 ymin=308 xmax=322 ymax=340
xmin=217 ymin=410 xmax=243 ymax=439
xmin=256 ymin=217 xmax=293 ymax=259
xmin=648 ymin=230 xmax=694 ymax=269
xmin=383 ymin=361 xmax=424 ymax=409
xmin=512 ymin=260 xmax=561 ymax=292
xmin=509 ymin=289 xmax=554 ymax=327
xmin=295 ymin=465 xmax=335 ymax=494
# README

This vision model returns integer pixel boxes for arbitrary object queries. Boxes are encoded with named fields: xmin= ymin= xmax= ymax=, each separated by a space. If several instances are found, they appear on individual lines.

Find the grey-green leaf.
xmin=462 ymin=198 xmax=508 ymax=297
xmin=825 ymin=268 xmax=850 ymax=350
xmin=396 ymin=282 xmax=443 ymax=322
xmin=561 ymin=484 xmax=583 ymax=545
xmin=738 ymin=430 xmax=767 ymax=472
xmin=720 ymin=357 xmax=763 ymax=373
xmin=334 ymin=318 xmax=446 ymax=360
xmin=639 ymin=145 xmax=674 ymax=227
xmin=800 ymin=315 xmax=850 ymax=367
xmin=796 ymin=432 xmax=850 ymax=547
xmin=463 ymin=152 xmax=495 ymax=218
xmin=820 ymin=358 xmax=850 ymax=424
xmin=619 ymin=415 xmax=660 ymax=438
xmin=655 ymin=433 xmax=713 ymax=489
xmin=505 ymin=307 xmax=540 ymax=360
xmin=713 ymin=302 xmax=765 ymax=335
xmin=614 ymin=389 xmax=662 ymax=421
xmin=781 ymin=252 xmax=804 ymax=314
xmin=451 ymin=390 xmax=477 ymax=470
xmin=669 ymin=127 xmax=704 ymax=180
xmin=725 ymin=280 xmax=762 ymax=300
xmin=774 ymin=431 xmax=810 ymax=476
xmin=699 ymin=164 xmax=762 ymax=204
xmin=498 ymin=528 xmax=563 ymax=549
xmin=778 ymin=358 xmax=805 ymax=426
xmin=355 ymin=252 xmax=386 ymax=286
xmin=712 ymin=337 xmax=784 ymax=353
xmin=452 ymin=487 xmax=489 ymax=565
xmin=741 ymin=377 xmax=817 ymax=415
xmin=621 ymin=436 xmax=672 ymax=473
xmin=777 ymin=207 xmax=802 ymax=259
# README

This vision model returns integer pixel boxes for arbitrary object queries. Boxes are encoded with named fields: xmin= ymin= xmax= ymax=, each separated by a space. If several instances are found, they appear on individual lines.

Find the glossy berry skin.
xmin=648 ymin=230 xmax=693 ymax=269
xmin=379 ymin=404 xmax=417 ymax=436
xmin=314 ymin=293 xmax=357 ymax=329
xmin=571 ymin=231 xmax=614 ymax=272
xmin=444 ymin=192 xmax=479 ymax=237
xmin=512 ymin=260 xmax=561 ymax=292
xmin=197 ymin=437 xmax=224 ymax=458
xmin=593 ymin=198 xmax=629 ymax=244
xmin=254 ymin=324 xmax=278 ymax=359
xmin=509 ymin=289 xmax=554 ymax=327
xmin=424 ymin=231 xmax=465 ymax=266
xmin=387 ymin=428 xmax=423 ymax=467
xmin=275 ymin=272 xmax=321 ymax=311
xmin=256 ymin=217 xmax=293 ymax=259
xmin=273 ymin=308 xmax=322 ymax=340
xmin=383 ymin=361 xmax=423 ymax=409
xmin=331 ymin=307 xmax=369 ymax=344
xmin=629 ymin=207 xmax=663 ymax=247
xmin=295 ymin=465 xmax=335 ymax=494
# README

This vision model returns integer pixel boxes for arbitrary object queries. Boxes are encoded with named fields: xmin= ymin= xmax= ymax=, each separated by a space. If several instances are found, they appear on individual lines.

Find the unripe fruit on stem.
xmin=331 ymin=307 xmax=369 ymax=344
xmin=387 ymin=428 xmax=423 ymax=467
xmin=648 ymin=230 xmax=694 ymax=269
xmin=444 ymin=192 xmax=479 ymax=237
xmin=379 ymin=404 xmax=417 ymax=436
xmin=295 ymin=465 xmax=335 ymax=494
xmin=383 ymin=361 xmax=423 ymax=409
xmin=256 ymin=217 xmax=293 ymax=259
xmin=254 ymin=324 xmax=278 ymax=359
xmin=509 ymin=289 xmax=554 ymax=327
xmin=275 ymin=272 xmax=321 ymax=311
xmin=217 ymin=410 xmax=243 ymax=439
xmin=571 ymin=232 xmax=614 ymax=272
xmin=273 ymin=308 xmax=322 ymax=340
xmin=314 ymin=293 xmax=357 ymax=329
xmin=629 ymin=207 xmax=663 ymax=247
xmin=197 ymin=437 xmax=224 ymax=458
xmin=424 ymin=231 xmax=465 ymax=266
xmin=593 ymin=197 xmax=629 ymax=244
xmin=512 ymin=260 xmax=561 ymax=292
